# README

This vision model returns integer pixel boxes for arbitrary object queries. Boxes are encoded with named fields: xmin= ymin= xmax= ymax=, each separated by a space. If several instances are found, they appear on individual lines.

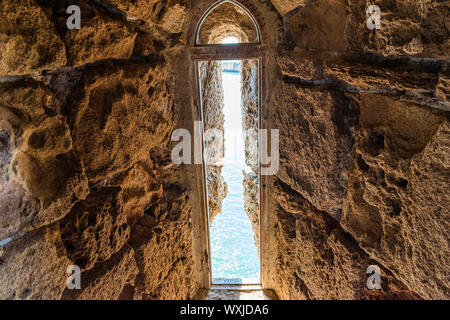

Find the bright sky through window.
xmin=222 ymin=36 xmax=239 ymax=44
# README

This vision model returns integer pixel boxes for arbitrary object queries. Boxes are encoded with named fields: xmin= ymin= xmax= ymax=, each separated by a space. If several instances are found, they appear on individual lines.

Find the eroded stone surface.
xmin=62 ymin=1 xmax=137 ymax=66
xmin=241 ymin=59 xmax=260 ymax=249
xmin=36 ymin=0 xmax=143 ymax=66
xmin=288 ymin=0 xmax=347 ymax=52
xmin=270 ymin=0 xmax=305 ymax=16
xmin=0 ymin=0 xmax=66 ymax=76
xmin=243 ymin=168 xmax=259 ymax=246
xmin=273 ymin=83 xmax=357 ymax=217
xmin=324 ymin=60 xmax=440 ymax=92
xmin=0 ymin=225 xmax=71 ymax=300
xmin=0 ymin=81 xmax=89 ymax=239
xmin=67 ymin=61 xmax=174 ymax=183
xmin=103 ymin=0 xmax=188 ymax=33
xmin=437 ymin=73 xmax=450 ymax=103
xmin=101 ymin=159 xmax=164 ymax=223
xmin=59 ymin=187 xmax=129 ymax=271
xmin=200 ymin=61 xmax=227 ymax=223
xmin=273 ymin=179 xmax=420 ymax=300
xmin=341 ymin=95 xmax=449 ymax=299
xmin=0 ymin=0 xmax=193 ymax=302
xmin=277 ymin=55 xmax=322 ymax=80
xmin=0 ymin=182 xmax=40 ymax=239
xmin=286 ymin=0 xmax=450 ymax=58
xmin=130 ymin=186 xmax=196 ymax=300
xmin=346 ymin=0 xmax=450 ymax=58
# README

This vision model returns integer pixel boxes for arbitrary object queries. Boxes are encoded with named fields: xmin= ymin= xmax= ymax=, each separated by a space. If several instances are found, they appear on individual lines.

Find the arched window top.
xmin=195 ymin=1 xmax=261 ymax=45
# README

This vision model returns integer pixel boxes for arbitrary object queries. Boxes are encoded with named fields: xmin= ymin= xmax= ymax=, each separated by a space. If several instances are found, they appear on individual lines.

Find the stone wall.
xmin=0 ymin=0 xmax=197 ymax=300
xmin=269 ymin=0 xmax=449 ymax=300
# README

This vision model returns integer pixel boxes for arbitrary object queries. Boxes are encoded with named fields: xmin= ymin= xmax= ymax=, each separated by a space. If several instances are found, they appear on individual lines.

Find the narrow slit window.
xmin=198 ymin=53 xmax=260 ymax=284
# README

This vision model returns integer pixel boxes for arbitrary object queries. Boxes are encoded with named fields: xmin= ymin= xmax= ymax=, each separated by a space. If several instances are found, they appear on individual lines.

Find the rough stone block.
xmin=273 ymin=82 xmax=357 ymax=216
xmin=341 ymin=94 xmax=449 ymax=299
xmin=0 ymin=225 xmax=72 ymax=300
xmin=270 ymin=0 xmax=305 ymax=16
xmin=60 ymin=187 xmax=130 ymax=271
xmin=67 ymin=61 xmax=174 ymax=182
xmin=62 ymin=246 xmax=138 ymax=300
xmin=0 ymin=0 xmax=66 ymax=76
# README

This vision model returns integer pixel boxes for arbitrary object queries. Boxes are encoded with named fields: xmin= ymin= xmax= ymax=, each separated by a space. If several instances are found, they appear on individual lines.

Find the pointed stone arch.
xmin=194 ymin=0 xmax=262 ymax=45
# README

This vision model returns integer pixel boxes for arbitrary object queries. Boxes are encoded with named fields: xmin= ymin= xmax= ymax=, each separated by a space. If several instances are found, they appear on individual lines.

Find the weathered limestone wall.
xmin=269 ymin=0 xmax=449 ymax=300
xmin=0 ymin=0 xmax=198 ymax=300
xmin=241 ymin=59 xmax=260 ymax=250
xmin=0 ymin=0 xmax=448 ymax=301
xmin=199 ymin=61 xmax=227 ymax=224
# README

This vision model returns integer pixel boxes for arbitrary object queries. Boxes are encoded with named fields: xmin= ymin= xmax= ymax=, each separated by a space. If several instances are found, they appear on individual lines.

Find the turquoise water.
xmin=210 ymin=70 xmax=260 ymax=281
